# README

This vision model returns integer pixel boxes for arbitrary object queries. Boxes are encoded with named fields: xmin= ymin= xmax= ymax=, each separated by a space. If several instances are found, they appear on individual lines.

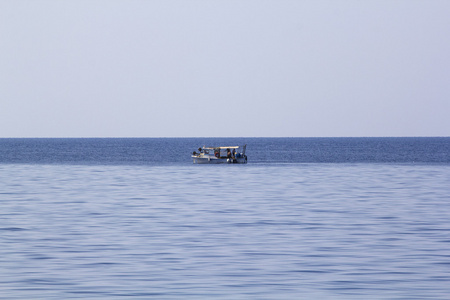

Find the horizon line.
xmin=1 ymin=136 xmax=449 ymax=139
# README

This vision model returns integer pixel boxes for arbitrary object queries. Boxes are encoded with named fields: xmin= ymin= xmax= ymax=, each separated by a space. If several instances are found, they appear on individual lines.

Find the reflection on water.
xmin=1 ymin=164 xmax=450 ymax=299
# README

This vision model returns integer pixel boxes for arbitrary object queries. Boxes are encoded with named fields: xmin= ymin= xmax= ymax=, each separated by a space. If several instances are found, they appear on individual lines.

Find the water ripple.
xmin=1 ymin=164 xmax=450 ymax=299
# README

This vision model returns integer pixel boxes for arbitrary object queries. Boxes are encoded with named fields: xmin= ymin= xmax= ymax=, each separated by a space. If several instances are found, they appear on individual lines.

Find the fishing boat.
xmin=192 ymin=145 xmax=247 ymax=164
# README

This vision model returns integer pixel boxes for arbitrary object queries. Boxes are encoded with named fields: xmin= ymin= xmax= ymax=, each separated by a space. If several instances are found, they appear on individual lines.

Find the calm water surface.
xmin=1 ymin=138 xmax=450 ymax=299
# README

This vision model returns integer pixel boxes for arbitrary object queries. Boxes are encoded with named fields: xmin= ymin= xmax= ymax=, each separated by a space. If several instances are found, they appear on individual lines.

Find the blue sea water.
xmin=1 ymin=138 xmax=449 ymax=299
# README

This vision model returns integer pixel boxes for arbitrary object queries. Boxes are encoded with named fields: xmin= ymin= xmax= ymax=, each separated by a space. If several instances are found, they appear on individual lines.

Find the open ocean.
xmin=1 ymin=137 xmax=449 ymax=299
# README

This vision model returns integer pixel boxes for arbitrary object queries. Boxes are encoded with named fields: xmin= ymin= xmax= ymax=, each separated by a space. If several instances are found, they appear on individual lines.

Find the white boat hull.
xmin=192 ymin=156 xmax=247 ymax=164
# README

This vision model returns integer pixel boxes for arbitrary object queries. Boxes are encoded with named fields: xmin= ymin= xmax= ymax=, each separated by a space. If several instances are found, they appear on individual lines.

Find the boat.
xmin=192 ymin=145 xmax=247 ymax=164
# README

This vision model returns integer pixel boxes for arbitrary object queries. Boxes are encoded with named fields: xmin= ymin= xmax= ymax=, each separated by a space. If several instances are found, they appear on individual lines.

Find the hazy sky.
xmin=1 ymin=1 xmax=449 ymax=137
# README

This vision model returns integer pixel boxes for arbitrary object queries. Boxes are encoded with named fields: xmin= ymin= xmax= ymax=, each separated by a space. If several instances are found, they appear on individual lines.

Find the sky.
xmin=1 ymin=1 xmax=449 ymax=138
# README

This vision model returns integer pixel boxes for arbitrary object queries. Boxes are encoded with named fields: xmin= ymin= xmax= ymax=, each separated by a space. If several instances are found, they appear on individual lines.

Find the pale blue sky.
xmin=1 ymin=1 xmax=449 ymax=137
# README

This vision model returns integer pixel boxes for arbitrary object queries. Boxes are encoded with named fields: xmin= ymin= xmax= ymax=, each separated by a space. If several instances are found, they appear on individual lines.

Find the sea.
xmin=1 ymin=137 xmax=449 ymax=299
